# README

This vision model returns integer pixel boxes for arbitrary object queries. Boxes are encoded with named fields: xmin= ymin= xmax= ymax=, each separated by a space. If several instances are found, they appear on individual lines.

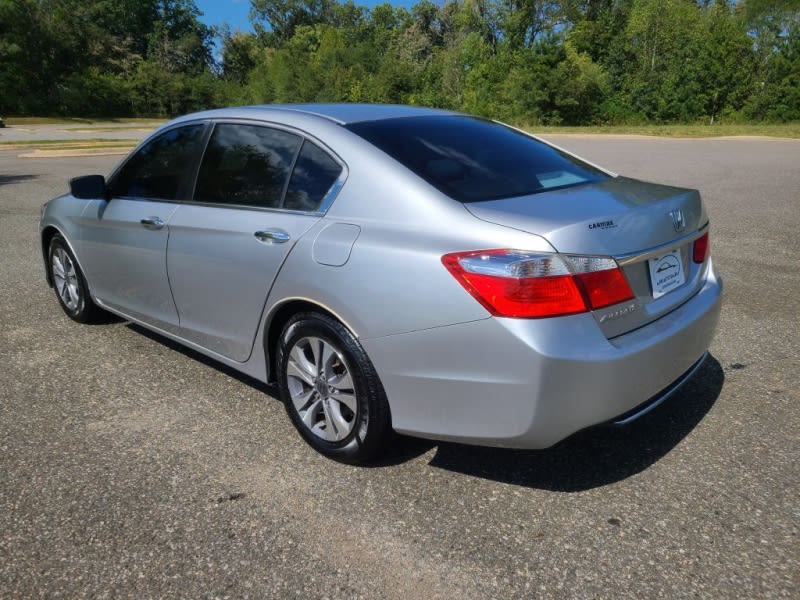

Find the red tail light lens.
xmin=575 ymin=267 xmax=637 ymax=310
xmin=442 ymin=250 xmax=634 ymax=319
xmin=693 ymin=232 xmax=710 ymax=263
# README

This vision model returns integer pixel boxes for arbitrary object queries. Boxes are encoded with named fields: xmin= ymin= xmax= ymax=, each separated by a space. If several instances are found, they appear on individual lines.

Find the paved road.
xmin=0 ymin=122 xmax=158 ymax=143
xmin=1 ymin=136 xmax=798 ymax=598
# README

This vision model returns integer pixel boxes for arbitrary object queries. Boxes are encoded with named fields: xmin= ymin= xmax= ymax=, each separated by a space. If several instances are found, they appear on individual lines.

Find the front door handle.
xmin=254 ymin=228 xmax=290 ymax=244
xmin=140 ymin=217 xmax=165 ymax=230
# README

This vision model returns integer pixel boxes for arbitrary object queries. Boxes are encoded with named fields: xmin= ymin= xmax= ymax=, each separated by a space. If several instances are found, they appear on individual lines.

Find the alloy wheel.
xmin=51 ymin=247 xmax=81 ymax=312
xmin=285 ymin=336 xmax=358 ymax=442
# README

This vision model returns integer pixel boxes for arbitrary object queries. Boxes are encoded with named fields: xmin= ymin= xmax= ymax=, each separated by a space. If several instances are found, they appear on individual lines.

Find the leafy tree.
xmin=250 ymin=0 xmax=336 ymax=45
xmin=0 ymin=0 xmax=797 ymax=122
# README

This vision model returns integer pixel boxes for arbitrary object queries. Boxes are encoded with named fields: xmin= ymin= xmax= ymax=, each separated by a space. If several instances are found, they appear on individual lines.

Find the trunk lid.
xmin=465 ymin=177 xmax=710 ymax=337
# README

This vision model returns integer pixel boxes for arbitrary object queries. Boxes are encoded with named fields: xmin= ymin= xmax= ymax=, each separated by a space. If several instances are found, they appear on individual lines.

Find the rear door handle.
xmin=140 ymin=217 xmax=165 ymax=230
xmin=254 ymin=229 xmax=290 ymax=244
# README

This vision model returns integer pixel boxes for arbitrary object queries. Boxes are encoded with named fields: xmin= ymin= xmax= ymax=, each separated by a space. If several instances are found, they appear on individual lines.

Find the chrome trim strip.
xmin=612 ymin=351 xmax=709 ymax=426
xmin=615 ymin=223 xmax=709 ymax=266
xmin=172 ymin=199 xmax=325 ymax=217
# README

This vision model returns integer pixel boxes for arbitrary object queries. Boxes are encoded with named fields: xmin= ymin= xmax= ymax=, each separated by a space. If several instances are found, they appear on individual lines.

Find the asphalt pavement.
xmin=0 ymin=132 xmax=797 ymax=598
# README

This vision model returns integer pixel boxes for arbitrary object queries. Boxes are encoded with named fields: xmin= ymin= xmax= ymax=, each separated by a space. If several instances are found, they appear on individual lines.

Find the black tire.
xmin=48 ymin=234 xmax=104 ymax=323
xmin=277 ymin=311 xmax=392 ymax=463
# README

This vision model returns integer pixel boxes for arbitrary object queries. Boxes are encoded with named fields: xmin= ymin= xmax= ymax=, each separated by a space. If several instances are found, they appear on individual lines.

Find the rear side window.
xmin=112 ymin=124 xmax=205 ymax=200
xmin=284 ymin=141 xmax=343 ymax=212
xmin=346 ymin=116 xmax=608 ymax=203
xmin=194 ymin=123 xmax=302 ymax=209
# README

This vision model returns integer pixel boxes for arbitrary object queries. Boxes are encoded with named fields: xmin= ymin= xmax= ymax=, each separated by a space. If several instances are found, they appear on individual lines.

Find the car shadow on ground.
xmin=0 ymin=174 xmax=39 ymax=186
xmin=415 ymin=355 xmax=726 ymax=491
xmin=125 ymin=322 xmax=724 ymax=490
xmin=126 ymin=322 xmax=277 ymax=394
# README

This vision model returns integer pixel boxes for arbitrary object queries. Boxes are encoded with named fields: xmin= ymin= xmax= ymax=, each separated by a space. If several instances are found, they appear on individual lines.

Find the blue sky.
xmin=195 ymin=0 xmax=421 ymax=33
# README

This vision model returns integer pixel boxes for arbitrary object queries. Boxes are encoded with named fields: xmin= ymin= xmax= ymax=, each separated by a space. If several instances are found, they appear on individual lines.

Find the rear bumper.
xmin=609 ymin=350 xmax=708 ymax=426
xmin=362 ymin=261 xmax=722 ymax=449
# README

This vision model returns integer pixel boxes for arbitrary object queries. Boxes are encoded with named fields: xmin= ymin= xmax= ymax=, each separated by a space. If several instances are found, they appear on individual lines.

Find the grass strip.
xmin=0 ymin=138 xmax=136 ymax=146
xmin=525 ymin=123 xmax=800 ymax=139
xmin=61 ymin=126 xmax=158 ymax=132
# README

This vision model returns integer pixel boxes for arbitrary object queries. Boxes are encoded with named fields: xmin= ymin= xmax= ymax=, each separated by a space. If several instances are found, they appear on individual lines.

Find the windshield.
xmin=345 ymin=115 xmax=608 ymax=203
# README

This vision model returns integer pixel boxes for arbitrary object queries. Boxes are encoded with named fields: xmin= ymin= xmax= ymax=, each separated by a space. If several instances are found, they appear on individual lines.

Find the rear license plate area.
xmin=648 ymin=248 xmax=685 ymax=299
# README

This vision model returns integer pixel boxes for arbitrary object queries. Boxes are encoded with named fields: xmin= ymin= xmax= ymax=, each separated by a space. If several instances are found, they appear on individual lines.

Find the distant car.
xmin=0 ymin=117 xmax=5 ymax=128
xmin=39 ymin=104 xmax=722 ymax=462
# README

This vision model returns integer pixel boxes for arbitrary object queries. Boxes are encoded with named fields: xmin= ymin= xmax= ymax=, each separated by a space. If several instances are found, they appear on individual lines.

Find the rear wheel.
xmin=48 ymin=234 xmax=104 ymax=323
xmin=277 ymin=312 xmax=391 ymax=463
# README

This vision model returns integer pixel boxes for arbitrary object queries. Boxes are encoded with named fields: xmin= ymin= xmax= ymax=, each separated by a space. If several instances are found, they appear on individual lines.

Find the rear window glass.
xmin=345 ymin=116 xmax=608 ymax=203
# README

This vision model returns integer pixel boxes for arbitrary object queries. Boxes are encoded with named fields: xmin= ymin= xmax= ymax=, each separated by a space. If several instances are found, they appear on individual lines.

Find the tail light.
xmin=442 ymin=249 xmax=634 ymax=319
xmin=693 ymin=232 xmax=710 ymax=263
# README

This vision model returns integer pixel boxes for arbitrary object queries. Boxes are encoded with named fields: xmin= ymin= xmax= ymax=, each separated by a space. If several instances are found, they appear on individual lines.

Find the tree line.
xmin=1 ymin=0 xmax=798 ymax=124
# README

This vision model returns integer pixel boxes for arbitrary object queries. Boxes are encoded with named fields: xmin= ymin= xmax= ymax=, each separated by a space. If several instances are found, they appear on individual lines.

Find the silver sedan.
xmin=39 ymin=104 xmax=722 ymax=462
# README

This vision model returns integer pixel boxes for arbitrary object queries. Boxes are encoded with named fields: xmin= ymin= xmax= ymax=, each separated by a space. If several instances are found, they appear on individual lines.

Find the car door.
xmin=166 ymin=122 xmax=345 ymax=362
xmin=77 ymin=123 xmax=207 ymax=332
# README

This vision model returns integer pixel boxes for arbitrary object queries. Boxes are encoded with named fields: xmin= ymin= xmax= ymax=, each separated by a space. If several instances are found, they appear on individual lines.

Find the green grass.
xmin=62 ymin=126 xmax=159 ymax=132
xmin=4 ymin=117 xmax=798 ymax=138
xmin=0 ymin=139 xmax=137 ymax=154
xmin=526 ymin=123 xmax=800 ymax=139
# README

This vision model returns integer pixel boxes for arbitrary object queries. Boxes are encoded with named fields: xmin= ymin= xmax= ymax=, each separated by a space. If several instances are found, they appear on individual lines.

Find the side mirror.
xmin=69 ymin=175 xmax=106 ymax=200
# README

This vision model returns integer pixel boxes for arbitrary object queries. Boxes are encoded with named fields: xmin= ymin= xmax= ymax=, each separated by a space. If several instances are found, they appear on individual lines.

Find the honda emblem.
xmin=670 ymin=209 xmax=686 ymax=232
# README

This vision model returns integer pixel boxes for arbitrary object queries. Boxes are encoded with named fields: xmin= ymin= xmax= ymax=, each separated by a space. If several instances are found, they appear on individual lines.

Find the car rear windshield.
xmin=345 ymin=116 xmax=608 ymax=203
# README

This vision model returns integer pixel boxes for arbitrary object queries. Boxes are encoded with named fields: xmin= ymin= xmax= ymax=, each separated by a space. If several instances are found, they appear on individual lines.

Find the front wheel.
xmin=277 ymin=312 xmax=391 ymax=463
xmin=48 ymin=234 xmax=104 ymax=323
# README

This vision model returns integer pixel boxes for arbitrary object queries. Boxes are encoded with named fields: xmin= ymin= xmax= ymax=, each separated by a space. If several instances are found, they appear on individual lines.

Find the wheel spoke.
xmin=287 ymin=357 xmax=316 ymax=388
xmin=329 ymin=390 xmax=357 ymax=414
xmin=320 ymin=342 xmax=338 ymax=379
xmin=291 ymin=388 xmax=316 ymax=413
xmin=320 ymin=403 xmax=340 ymax=441
xmin=59 ymin=279 xmax=75 ymax=309
xmin=67 ymin=281 xmax=80 ymax=302
xmin=301 ymin=397 xmax=323 ymax=430
xmin=327 ymin=402 xmax=352 ymax=440
xmin=63 ymin=281 xmax=73 ymax=303
xmin=329 ymin=369 xmax=356 ymax=413
xmin=63 ymin=253 xmax=73 ymax=275
xmin=315 ymin=338 xmax=325 ymax=375
xmin=329 ymin=370 xmax=353 ymax=391
xmin=52 ymin=255 xmax=65 ymax=279
xmin=288 ymin=343 xmax=317 ymax=384
xmin=311 ymin=421 xmax=328 ymax=439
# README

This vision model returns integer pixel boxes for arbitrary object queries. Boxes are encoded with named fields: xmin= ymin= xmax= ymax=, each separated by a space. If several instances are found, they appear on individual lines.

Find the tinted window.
xmin=194 ymin=123 xmax=301 ymax=208
xmin=346 ymin=116 xmax=608 ymax=203
xmin=112 ymin=124 xmax=204 ymax=200
xmin=284 ymin=141 xmax=343 ymax=212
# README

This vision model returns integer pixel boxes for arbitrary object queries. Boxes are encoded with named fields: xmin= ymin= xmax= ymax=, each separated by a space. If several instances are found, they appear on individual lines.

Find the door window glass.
xmin=194 ymin=123 xmax=301 ymax=209
xmin=284 ymin=141 xmax=343 ymax=212
xmin=112 ymin=124 xmax=205 ymax=200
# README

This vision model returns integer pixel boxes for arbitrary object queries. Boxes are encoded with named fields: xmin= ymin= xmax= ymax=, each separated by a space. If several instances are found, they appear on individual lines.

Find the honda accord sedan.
xmin=39 ymin=104 xmax=722 ymax=462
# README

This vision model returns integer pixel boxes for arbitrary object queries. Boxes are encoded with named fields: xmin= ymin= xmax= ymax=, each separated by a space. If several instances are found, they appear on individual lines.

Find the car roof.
xmin=177 ymin=103 xmax=457 ymax=126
